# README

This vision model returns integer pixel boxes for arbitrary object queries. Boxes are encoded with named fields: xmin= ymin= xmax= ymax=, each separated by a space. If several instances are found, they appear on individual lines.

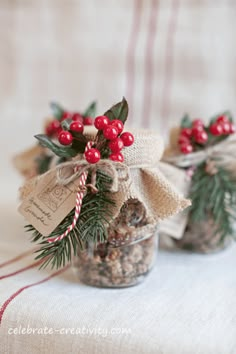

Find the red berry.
xmin=180 ymin=128 xmax=192 ymax=138
xmin=83 ymin=117 xmax=94 ymax=125
xmin=229 ymin=123 xmax=235 ymax=134
xmin=192 ymin=124 xmax=204 ymax=137
xmin=61 ymin=112 xmax=73 ymax=121
xmin=120 ymin=132 xmax=134 ymax=146
xmin=58 ymin=131 xmax=73 ymax=145
xmin=180 ymin=143 xmax=193 ymax=154
xmin=221 ymin=122 xmax=231 ymax=134
xmin=46 ymin=120 xmax=61 ymax=136
xmin=209 ymin=123 xmax=223 ymax=136
xmin=178 ymin=135 xmax=190 ymax=145
xmin=216 ymin=115 xmax=229 ymax=124
xmin=45 ymin=126 xmax=52 ymax=136
xmin=109 ymin=152 xmax=124 ymax=162
xmin=194 ymin=130 xmax=208 ymax=144
xmin=72 ymin=113 xmax=83 ymax=122
xmin=70 ymin=121 xmax=84 ymax=133
xmin=94 ymin=115 xmax=110 ymax=130
xmin=57 ymin=127 xmax=63 ymax=136
xmin=51 ymin=120 xmax=61 ymax=130
xmin=192 ymin=119 xmax=204 ymax=127
xmin=103 ymin=125 xmax=119 ymax=140
xmin=108 ymin=138 xmax=124 ymax=153
xmin=85 ymin=148 xmax=101 ymax=164
xmin=110 ymin=120 xmax=124 ymax=134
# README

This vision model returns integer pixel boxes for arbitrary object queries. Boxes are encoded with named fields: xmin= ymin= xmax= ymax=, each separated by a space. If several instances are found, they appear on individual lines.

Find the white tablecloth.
xmin=0 ymin=202 xmax=236 ymax=354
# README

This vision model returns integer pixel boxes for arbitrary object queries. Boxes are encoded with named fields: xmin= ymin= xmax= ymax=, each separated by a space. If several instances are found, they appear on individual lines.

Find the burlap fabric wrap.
xmin=13 ymin=145 xmax=45 ymax=178
xmin=162 ymin=128 xmax=236 ymax=252
xmin=164 ymin=127 xmax=236 ymax=170
xmin=20 ymin=129 xmax=190 ymax=227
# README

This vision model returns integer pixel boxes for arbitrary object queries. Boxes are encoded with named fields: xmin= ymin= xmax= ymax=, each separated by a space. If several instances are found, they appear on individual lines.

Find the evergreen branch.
xmin=189 ymin=162 xmax=236 ymax=242
xmin=25 ymin=170 xmax=115 ymax=269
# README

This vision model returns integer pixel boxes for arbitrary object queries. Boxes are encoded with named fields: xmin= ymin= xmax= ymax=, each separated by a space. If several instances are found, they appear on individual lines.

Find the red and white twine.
xmin=47 ymin=141 xmax=93 ymax=243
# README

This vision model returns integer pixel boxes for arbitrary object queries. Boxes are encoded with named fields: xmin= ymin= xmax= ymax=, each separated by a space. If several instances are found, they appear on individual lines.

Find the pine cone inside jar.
xmin=108 ymin=199 xmax=148 ymax=247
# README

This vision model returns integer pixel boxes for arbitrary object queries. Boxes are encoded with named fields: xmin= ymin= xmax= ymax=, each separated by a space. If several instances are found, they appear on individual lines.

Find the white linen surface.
xmin=0 ymin=203 xmax=236 ymax=354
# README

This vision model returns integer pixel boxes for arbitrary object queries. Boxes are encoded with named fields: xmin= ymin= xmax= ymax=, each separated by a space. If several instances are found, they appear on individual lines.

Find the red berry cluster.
xmin=58 ymin=120 xmax=84 ymax=145
xmin=57 ymin=115 xmax=134 ymax=164
xmin=178 ymin=119 xmax=208 ymax=154
xmin=45 ymin=111 xmax=93 ymax=137
xmin=209 ymin=115 xmax=235 ymax=136
xmin=83 ymin=116 xmax=134 ymax=164
xmin=45 ymin=119 xmax=62 ymax=137
xmin=178 ymin=115 xmax=235 ymax=155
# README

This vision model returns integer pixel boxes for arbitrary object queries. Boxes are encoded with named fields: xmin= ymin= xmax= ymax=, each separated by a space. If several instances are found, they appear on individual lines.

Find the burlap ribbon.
xmin=164 ymin=129 xmax=236 ymax=169
xmin=20 ymin=129 xmax=190 ymax=224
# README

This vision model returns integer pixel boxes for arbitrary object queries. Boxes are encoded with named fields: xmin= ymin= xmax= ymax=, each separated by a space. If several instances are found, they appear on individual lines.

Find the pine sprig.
xmin=25 ymin=170 xmax=115 ymax=269
xmin=189 ymin=161 xmax=236 ymax=242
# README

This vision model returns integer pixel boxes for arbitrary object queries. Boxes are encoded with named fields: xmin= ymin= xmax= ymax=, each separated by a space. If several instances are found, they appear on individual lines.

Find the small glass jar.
xmin=73 ymin=199 xmax=158 ymax=288
xmin=162 ymin=151 xmax=233 ymax=254
xmin=174 ymin=219 xmax=232 ymax=254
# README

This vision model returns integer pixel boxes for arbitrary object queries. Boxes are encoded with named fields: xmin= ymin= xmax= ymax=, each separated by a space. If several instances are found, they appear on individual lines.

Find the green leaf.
xmin=35 ymin=134 xmax=77 ymax=158
xmin=50 ymin=102 xmax=64 ymax=120
xmin=61 ymin=119 xmax=72 ymax=130
xmin=83 ymin=101 xmax=97 ymax=118
xmin=180 ymin=114 xmax=192 ymax=128
xmin=103 ymin=97 xmax=129 ymax=124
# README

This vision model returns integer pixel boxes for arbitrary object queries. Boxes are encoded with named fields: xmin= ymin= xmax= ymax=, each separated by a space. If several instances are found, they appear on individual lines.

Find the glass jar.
xmin=174 ymin=219 xmax=232 ymax=254
xmin=161 ymin=153 xmax=233 ymax=254
xmin=73 ymin=199 xmax=158 ymax=288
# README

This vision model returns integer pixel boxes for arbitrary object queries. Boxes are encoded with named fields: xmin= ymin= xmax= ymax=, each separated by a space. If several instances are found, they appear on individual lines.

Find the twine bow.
xmin=47 ymin=141 xmax=130 ymax=243
xmin=56 ymin=159 xmax=129 ymax=193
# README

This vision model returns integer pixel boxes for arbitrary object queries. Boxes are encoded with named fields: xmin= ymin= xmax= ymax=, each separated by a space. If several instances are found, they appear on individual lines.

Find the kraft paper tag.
xmin=18 ymin=169 xmax=81 ymax=236
xmin=158 ymin=162 xmax=191 ymax=239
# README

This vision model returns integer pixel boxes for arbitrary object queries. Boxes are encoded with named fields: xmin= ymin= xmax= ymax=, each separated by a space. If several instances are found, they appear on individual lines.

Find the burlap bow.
xmin=164 ymin=129 xmax=236 ymax=169
xmin=20 ymin=129 xmax=190 ymax=224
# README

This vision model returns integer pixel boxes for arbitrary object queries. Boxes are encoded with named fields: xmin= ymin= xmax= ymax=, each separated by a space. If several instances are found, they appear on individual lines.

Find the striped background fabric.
xmin=1 ymin=1 xmax=236 ymax=353
xmin=1 ymin=0 xmax=236 ymax=190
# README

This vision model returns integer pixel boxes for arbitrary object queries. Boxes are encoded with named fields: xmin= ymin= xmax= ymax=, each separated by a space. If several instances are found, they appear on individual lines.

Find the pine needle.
xmin=189 ymin=161 xmax=236 ymax=242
